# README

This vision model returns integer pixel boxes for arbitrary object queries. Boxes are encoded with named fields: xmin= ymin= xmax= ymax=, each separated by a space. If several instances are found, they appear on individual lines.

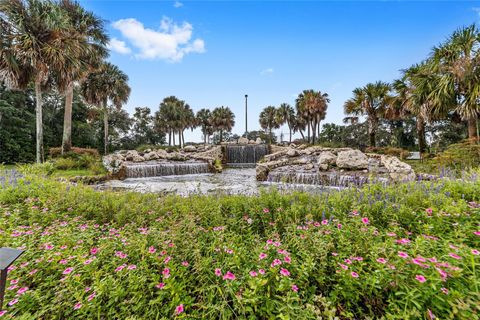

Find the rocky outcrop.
xmin=381 ymin=155 xmax=416 ymax=181
xmin=238 ymin=137 xmax=249 ymax=144
xmin=336 ymin=150 xmax=368 ymax=170
xmin=317 ymin=151 xmax=337 ymax=171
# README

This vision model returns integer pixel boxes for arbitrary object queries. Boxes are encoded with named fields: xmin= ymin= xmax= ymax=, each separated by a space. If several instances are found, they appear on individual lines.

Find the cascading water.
xmin=125 ymin=161 xmax=210 ymax=178
xmin=226 ymin=144 xmax=268 ymax=166
xmin=266 ymin=171 xmax=373 ymax=188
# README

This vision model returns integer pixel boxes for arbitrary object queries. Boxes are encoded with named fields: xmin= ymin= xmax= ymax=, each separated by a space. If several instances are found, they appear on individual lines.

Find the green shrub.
xmin=49 ymin=147 xmax=99 ymax=158
xmin=365 ymin=146 xmax=411 ymax=160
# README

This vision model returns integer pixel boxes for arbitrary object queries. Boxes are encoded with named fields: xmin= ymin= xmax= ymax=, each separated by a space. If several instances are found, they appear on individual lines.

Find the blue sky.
xmin=80 ymin=0 xmax=480 ymax=142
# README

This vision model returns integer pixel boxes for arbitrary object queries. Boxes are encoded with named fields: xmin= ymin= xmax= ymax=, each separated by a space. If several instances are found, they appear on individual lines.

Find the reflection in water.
xmin=98 ymin=168 xmax=336 ymax=196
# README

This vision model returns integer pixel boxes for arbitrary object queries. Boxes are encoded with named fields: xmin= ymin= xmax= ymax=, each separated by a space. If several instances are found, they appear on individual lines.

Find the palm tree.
xmin=276 ymin=103 xmax=295 ymax=143
xmin=295 ymin=90 xmax=329 ymax=144
xmin=81 ymin=62 xmax=130 ymax=154
xmin=196 ymin=108 xmax=212 ymax=146
xmin=56 ymin=0 xmax=108 ymax=154
xmin=156 ymin=96 xmax=179 ymax=146
xmin=430 ymin=24 xmax=480 ymax=140
xmin=344 ymin=81 xmax=392 ymax=147
xmin=211 ymin=106 xmax=235 ymax=143
xmin=259 ymin=106 xmax=279 ymax=144
xmin=0 ymin=0 xmax=82 ymax=162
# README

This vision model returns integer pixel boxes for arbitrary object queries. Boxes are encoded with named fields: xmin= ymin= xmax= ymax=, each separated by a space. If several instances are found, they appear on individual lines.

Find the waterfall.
xmin=266 ymin=171 xmax=373 ymax=188
xmin=125 ymin=162 xmax=210 ymax=178
xmin=226 ymin=144 xmax=268 ymax=165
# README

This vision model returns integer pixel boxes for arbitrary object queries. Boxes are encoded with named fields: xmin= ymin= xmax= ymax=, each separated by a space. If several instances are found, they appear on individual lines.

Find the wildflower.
xmin=351 ymin=210 xmax=359 ymax=216
xmin=448 ymin=253 xmax=461 ymax=260
xmin=85 ymin=287 xmax=91 ymax=292
xmin=258 ymin=269 xmax=265 ymax=275
xmin=321 ymin=219 xmax=328 ymax=225
xmin=87 ymin=292 xmax=96 ymax=301
xmin=361 ymin=217 xmax=369 ymax=225
xmin=398 ymin=251 xmax=409 ymax=258
xmin=148 ymin=246 xmax=156 ymax=254
xmin=181 ymin=261 xmax=189 ymax=267
xmin=351 ymin=272 xmax=359 ymax=278
xmin=115 ymin=265 xmax=126 ymax=272
xmin=271 ymin=259 xmax=282 ymax=267
xmin=8 ymin=299 xmax=18 ymax=306
xmin=332 ymin=252 xmax=338 ymax=256
xmin=441 ymin=287 xmax=449 ymax=294
xmin=284 ymin=256 xmax=291 ymax=264
xmin=337 ymin=223 xmax=342 ymax=229
xmin=386 ymin=232 xmax=396 ymax=237
xmin=280 ymin=268 xmax=290 ymax=277
xmin=344 ymin=259 xmax=352 ymax=264
xmin=175 ymin=304 xmax=184 ymax=315
xmin=90 ymin=248 xmax=98 ymax=255
xmin=84 ymin=259 xmax=94 ymax=265
xmin=225 ymin=249 xmax=234 ymax=254
xmin=223 ymin=271 xmax=236 ymax=280
xmin=214 ymin=268 xmax=222 ymax=277
xmin=155 ymin=283 xmax=165 ymax=289
xmin=425 ymin=208 xmax=433 ymax=214
xmin=127 ymin=265 xmax=137 ymax=270
xmin=16 ymin=287 xmax=28 ymax=295
xmin=73 ymin=303 xmax=82 ymax=310
xmin=62 ymin=267 xmax=74 ymax=275
xmin=339 ymin=263 xmax=348 ymax=270
xmin=163 ymin=256 xmax=171 ymax=264
xmin=263 ymin=208 xmax=270 ymax=213
xmin=376 ymin=258 xmax=387 ymax=264
xmin=0 ymin=310 xmax=6 ymax=316
xmin=474 ymin=231 xmax=480 ymax=236
xmin=291 ymin=284 xmax=298 ymax=292
xmin=427 ymin=309 xmax=435 ymax=320
xmin=249 ymin=271 xmax=257 ymax=277
xmin=415 ymin=275 xmax=426 ymax=283
xmin=396 ymin=238 xmax=410 ymax=244
xmin=472 ymin=249 xmax=479 ymax=255
xmin=162 ymin=268 xmax=170 ymax=278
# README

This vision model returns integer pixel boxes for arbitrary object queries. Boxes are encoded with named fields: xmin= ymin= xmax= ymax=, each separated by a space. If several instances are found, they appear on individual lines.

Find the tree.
xmin=295 ymin=90 xmax=329 ymax=144
xmin=211 ymin=106 xmax=235 ymax=143
xmin=259 ymin=106 xmax=280 ymax=144
xmin=81 ymin=62 xmax=130 ymax=154
xmin=196 ymin=108 xmax=213 ymax=146
xmin=276 ymin=103 xmax=295 ymax=143
xmin=56 ymin=0 xmax=108 ymax=154
xmin=0 ymin=0 xmax=83 ymax=162
xmin=344 ymin=81 xmax=392 ymax=147
xmin=131 ymin=107 xmax=164 ymax=146
xmin=430 ymin=24 xmax=480 ymax=140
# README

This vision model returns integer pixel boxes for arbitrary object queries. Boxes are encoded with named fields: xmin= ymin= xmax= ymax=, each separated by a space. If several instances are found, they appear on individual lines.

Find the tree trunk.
xmin=168 ymin=130 xmax=171 ymax=146
xmin=103 ymin=105 xmax=108 ymax=155
xmin=307 ymin=122 xmax=311 ymax=144
xmin=416 ymin=117 xmax=426 ymax=154
xmin=312 ymin=120 xmax=317 ymax=144
xmin=368 ymin=116 xmax=377 ymax=147
xmin=219 ymin=130 xmax=223 ymax=143
xmin=467 ymin=117 xmax=478 ymax=141
xmin=34 ymin=80 xmax=44 ymax=163
xmin=289 ymin=126 xmax=292 ymax=143
xmin=299 ymin=129 xmax=305 ymax=141
xmin=182 ymin=130 xmax=185 ymax=148
xmin=62 ymin=82 xmax=74 ymax=154
xmin=173 ymin=131 xmax=175 ymax=146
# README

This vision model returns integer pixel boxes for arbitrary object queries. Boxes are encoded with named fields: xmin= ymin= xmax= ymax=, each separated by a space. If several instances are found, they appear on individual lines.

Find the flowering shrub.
xmin=0 ymin=173 xmax=479 ymax=318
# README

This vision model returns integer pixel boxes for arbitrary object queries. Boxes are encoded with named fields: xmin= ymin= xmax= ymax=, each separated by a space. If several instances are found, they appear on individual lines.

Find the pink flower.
xmin=62 ymin=267 xmax=74 ymax=275
xmin=85 ymin=287 xmax=91 ymax=292
xmin=448 ymin=253 xmax=461 ymax=260
xmin=258 ymin=269 xmax=265 ymax=275
xmin=441 ymin=287 xmax=449 ymax=294
xmin=87 ymin=292 xmax=96 ymax=301
xmin=398 ymin=251 xmax=409 ymax=258
xmin=376 ymin=258 xmax=387 ymax=264
xmin=350 ymin=272 xmax=359 ymax=278
xmin=0 ymin=310 xmax=7 ymax=316
xmin=339 ymin=263 xmax=348 ymax=270
xmin=351 ymin=210 xmax=359 ymax=216
xmin=263 ymin=208 xmax=270 ymax=213
xmin=474 ymin=231 xmax=480 ymax=236
xmin=280 ymin=268 xmax=290 ymax=277
xmin=425 ymin=208 xmax=433 ymax=214
xmin=214 ymin=268 xmax=222 ymax=277
xmin=284 ymin=256 xmax=291 ymax=264
xmin=127 ymin=265 xmax=137 ymax=270
xmin=415 ymin=275 xmax=426 ymax=283
xmin=259 ymin=253 xmax=267 ymax=260
xmin=148 ymin=246 xmax=156 ymax=254
xmin=163 ymin=256 xmax=171 ymax=264
xmin=90 ymin=248 xmax=98 ymax=255
xmin=8 ymin=299 xmax=18 ymax=306
xmin=291 ymin=284 xmax=298 ymax=292
xmin=321 ymin=219 xmax=328 ymax=225
xmin=472 ymin=249 xmax=479 ymax=255
xmin=181 ymin=261 xmax=189 ymax=267
xmin=223 ymin=271 xmax=236 ymax=280
xmin=84 ymin=259 xmax=93 ymax=265
xmin=162 ymin=268 xmax=170 ymax=278
xmin=73 ymin=303 xmax=82 ymax=310
xmin=16 ymin=287 xmax=28 ymax=295
xmin=361 ymin=217 xmax=369 ymax=225
xmin=337 ymin=223 xmax=342 ymax=229
xmin=155 ymin=282 xmax=165 ymax=289
xmin=115 ymin=265 xmax=126 ymax=272
xmin=396 ymin=238 xmax=411 ymax=244
xmin=249 ymin=271 xmax=257 ymax=277
xmin=344 ymin=259 xmax=352 ymax=264
xmin=175 ymin=304 xmax=184 ymax=315
xmin=271 ymin=259 xmax=282 ymax=267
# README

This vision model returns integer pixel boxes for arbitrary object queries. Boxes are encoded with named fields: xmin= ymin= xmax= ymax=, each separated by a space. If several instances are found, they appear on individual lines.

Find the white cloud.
xmin=173 ymin=1 xmax=183 ymax=8
xmin=260 ymin=68 xmax=274 ymax=76
xmin=112 ymin=17 xmax=205 ymax=62
xmin=107 ymin=38 xmax=132 ymax=55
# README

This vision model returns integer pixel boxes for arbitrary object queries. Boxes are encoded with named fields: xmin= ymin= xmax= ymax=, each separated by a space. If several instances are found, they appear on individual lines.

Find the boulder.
xmin=255 ymin=138 xmax=262 ymax=144
xmin=381 ymin=155 xmax=416 ymax=181
xmin=156 ymin=149 xmax=168 ymax=159
xmin=286 ymin=148 xmax=298 ymax=157
xmin=238 ymin=137 xmax=249 ymax=144
xmin=183 ymin=145 xmax=197 ymax=152
xmin=143 ymin=151 xmax=159 ymax=161
xmin=249 ymin=140 xmax=256 ymax=144
xmin=132 ymin=155 xmax=145 ymax=162
xmin=256 ymin=164 xmax=269 ymax=181
xmin=125 ymin=150 xmax=139 ymax=161
xmin=336 ymin=150 xmax=368 ymax=170
xmin=317 ymin=151 xmax=337 ymax=171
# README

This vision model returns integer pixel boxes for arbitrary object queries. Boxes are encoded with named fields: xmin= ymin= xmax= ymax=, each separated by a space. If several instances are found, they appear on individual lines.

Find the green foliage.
xmin=434 ymin=141 xmax=480 ymax=170
xmin=365 ymin=146 xmax=411 ymax=160
xmin=49 ymin=147 xmax=99 ymax=158
xmin=0 ymin=174 xmax=479 ymax=318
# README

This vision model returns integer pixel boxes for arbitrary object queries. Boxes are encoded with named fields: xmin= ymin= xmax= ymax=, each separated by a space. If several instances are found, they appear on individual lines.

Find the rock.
xmin=317 ymin=151 xmax=337 ymax=171
xmin=238 ymin=137 xmax=249 ymax=144
xmin=249 ymin=140 xmax=256 ymax=144
xmin=183 ymin=145 xmax=197 ymax=152
xmin=125 ymin=150 xmax=139 ymax=161
xmin=156 ymin=149 xmax=168 ymax=159
xmin=132 ymin=155 xmax=145 ymax=162
xmin=256 ymin=164 xmax=269 ymax=181
xmin=143 ymin=151 xmax=159 ymax=161
xmin=305 ymin=163 xmax=314 ymax=170
xmin=381 ymin=155 xmax=416 ymax=181
xmin=255 ymin=138 xmax=262 ymax=144
xmin=286 ymin=148 xmax=298 ymax=157
xmin=336 ymin=150 xmax=368 ymax=170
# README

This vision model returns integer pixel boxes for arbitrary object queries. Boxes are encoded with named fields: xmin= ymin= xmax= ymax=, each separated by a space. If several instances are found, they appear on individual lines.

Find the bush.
xmin=49 ymin=147 xmax=99 ymax=159
xmin=0 ymin=173 xmax=479 ymax=318
xmin=433 ymin=140 xmax=480 ymax=170
xmin=365 ymin=146 xmax=411 ymax=160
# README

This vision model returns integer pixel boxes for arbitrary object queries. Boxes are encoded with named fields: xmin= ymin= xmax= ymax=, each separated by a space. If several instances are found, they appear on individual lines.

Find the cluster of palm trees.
xmin=0 ymin=0 xmax=130 ymax=161
xmin=345 ymin=24 xmax=480 ymax=152
xmin=259 ymin=90 xmax=329 ymax=144
xmin=154 ymin=97 xmax=235 ymax=146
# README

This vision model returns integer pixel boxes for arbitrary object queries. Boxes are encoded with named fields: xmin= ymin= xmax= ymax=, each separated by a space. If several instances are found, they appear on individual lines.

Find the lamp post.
xmin=244 ymin=94 xmax=248 ymax=136
xmin=0 ymin=248 xmax=24 ymax=309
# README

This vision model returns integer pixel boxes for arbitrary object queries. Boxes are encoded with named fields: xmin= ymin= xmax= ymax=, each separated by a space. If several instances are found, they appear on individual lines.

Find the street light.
xmin=0 ymin=248 xmax=24 ymax=309
xmin=244 ymin=94 xmax=248 ymax=136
